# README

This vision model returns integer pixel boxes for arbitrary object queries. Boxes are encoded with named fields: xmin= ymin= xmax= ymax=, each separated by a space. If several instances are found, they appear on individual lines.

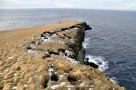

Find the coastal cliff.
xmin=0 ymin=21 xmax=124 ymax=90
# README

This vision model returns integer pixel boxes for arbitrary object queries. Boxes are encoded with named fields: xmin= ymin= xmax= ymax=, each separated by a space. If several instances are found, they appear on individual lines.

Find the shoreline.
xmin=0 ymin=21 xmax=125 ymax=90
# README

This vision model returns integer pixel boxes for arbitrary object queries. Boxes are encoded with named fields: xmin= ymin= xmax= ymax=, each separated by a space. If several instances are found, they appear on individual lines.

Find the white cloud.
xmin=55 ymin=0 xmax=77 ymax=8
xmin=0 ymin=0 xmax=53 ymax=8
xmin=0 ymin=0 xmax=136 ymax=10
xmin=119 ymin=2 xmax=136 ymax=10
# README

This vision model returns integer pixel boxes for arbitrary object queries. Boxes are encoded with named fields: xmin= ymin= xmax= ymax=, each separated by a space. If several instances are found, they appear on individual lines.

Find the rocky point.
xmin=0 ymin=21 xmax=125 ymax=90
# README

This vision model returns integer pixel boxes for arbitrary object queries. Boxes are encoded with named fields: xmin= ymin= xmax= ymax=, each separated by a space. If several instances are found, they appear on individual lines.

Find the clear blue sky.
xmin=0 ymin=0 xmax=136 ymax=10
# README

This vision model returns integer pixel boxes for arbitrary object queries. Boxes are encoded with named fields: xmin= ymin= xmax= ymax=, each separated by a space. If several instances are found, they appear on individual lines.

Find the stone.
xmin=84 ymin=58 xmax=99 ymax=69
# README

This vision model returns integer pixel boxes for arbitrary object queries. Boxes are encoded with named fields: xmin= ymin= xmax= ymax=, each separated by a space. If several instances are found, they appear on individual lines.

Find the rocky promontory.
xmin=0 ymin=21 xmax=125 ymax=90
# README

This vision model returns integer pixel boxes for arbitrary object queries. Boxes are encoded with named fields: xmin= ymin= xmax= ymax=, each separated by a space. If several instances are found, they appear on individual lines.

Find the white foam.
xmin=83 ymin=38 xmax=90 ymax=49
xmin=110 ymin=77 xmax=118 ymax=84
xmin=85 ymin=55 xmax=108 ymax=72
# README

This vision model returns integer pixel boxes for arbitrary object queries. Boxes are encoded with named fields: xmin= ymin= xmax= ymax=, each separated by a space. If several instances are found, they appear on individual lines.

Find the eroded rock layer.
xmin=0 ymin=21 xmax=124 ymax=90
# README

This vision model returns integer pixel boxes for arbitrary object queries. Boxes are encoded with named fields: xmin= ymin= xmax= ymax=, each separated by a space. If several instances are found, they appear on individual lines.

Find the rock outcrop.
xmin=0 ymin=21 xmax=125 ymax=90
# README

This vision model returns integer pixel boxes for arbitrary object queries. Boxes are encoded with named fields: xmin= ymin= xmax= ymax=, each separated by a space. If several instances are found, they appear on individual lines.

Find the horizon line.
xmin=0 ymin=8 xmax=136 ymax=11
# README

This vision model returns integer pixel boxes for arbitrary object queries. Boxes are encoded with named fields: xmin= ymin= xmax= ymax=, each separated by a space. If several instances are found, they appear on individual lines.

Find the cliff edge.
xmin=0 ymin=21 xmax=125 ymax=90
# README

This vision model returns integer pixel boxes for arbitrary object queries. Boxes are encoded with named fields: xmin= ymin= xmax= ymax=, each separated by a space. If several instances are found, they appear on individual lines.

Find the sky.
xmin=0 ymin=0 xmax=136 ymax=11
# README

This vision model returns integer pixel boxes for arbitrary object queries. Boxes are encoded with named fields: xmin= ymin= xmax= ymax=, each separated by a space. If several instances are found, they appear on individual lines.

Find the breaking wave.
xmin=85 ymin=55 xmax=109 ymax=72
xmin=83 ymin=37 xmax=108 ymax=72
xmin=82 ymin=38 xmax=90 ymax=49
xmin=110 ymin=77 xmax=119 ymax=84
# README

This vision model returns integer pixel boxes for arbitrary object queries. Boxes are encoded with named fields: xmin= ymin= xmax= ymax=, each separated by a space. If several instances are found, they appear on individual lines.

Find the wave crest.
xmin=85 ymin=55 xmax=109 ymax=72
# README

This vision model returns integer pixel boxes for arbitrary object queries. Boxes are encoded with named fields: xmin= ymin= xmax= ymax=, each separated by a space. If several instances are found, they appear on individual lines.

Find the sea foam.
xmin=83 ymin=37 xmax=108 ymax=72
xmin=85 ymin=55 xmax=109 ymax=72
xmin=82 ymin=38 xmax=90 ymax=49
xmin=110 ymin=77 xmax=118 ymax=84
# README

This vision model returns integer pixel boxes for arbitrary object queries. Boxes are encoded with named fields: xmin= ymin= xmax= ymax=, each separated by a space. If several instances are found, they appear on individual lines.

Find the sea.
xmin=0 ymin=9 xmax=136 ymax=90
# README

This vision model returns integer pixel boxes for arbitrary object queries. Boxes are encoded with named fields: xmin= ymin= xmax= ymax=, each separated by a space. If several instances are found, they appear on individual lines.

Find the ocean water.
xmin=0 ymin=9 xmax=136 ymax=89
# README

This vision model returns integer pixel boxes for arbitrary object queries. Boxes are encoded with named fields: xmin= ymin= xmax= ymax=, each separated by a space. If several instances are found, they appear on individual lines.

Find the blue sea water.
xmin=0 ymin=9 xmax=136 ymax=90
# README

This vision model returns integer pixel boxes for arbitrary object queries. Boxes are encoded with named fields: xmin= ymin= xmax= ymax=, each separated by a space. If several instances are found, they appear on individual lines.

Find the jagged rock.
xmin=84 ymin=58 xmax=99 ymax=69
xmin=64 ymin=50 xmax=75 ymax=59
xmin=61 ymin=27 xmax=68 ymax=31
xmin=48 ymin=50 xmax=59 ymax=55
xmin=41 ymin=32 xmax=52 ymax=39
xmin=77 ymin=47 xmax=85 ymax=62
xmin=42 ymin=77 xmax=50 ymax=88
xmin=67 ymin=38 xmax=78 ymax=48
xmin=58 ymin=48 xmax=66 ymax=53
xmin=50 ymin=72 xmax=58 ymax=81
xmin=26 ymin=46 xmax=32 ymax=50
xmin=82 ymin=22 xmax=92 ymax=30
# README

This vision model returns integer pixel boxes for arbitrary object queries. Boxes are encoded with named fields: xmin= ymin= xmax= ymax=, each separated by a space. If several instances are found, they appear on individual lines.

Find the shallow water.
xmin=0 ymin=9 xmax=136 ymax=89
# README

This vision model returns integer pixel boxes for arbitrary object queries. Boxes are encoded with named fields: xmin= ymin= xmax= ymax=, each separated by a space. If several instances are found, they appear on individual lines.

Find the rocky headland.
xmin=0 ymin=21 xmax=125 ymax=90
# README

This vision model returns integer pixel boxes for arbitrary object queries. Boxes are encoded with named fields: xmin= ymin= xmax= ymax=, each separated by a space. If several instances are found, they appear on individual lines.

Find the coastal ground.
xmin=0 ymin=21 xmax=124 ymax=90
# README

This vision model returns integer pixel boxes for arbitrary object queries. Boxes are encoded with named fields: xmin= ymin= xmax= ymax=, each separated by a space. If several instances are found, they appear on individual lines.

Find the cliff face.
xmin=0 ymin=21 xmax=124 ymax=90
